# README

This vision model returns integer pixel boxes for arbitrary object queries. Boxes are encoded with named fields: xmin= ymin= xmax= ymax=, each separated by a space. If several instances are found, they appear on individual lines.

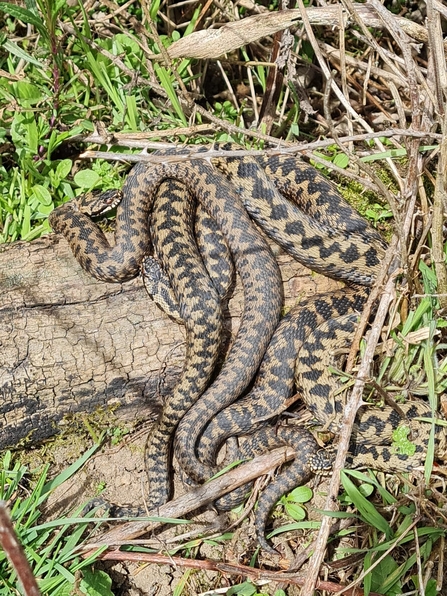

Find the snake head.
xmin=77 ymin=189 xmax=123 ymax=217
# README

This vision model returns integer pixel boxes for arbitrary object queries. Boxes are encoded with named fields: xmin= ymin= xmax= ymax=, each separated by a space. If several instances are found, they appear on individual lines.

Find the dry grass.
xmin=2 ymin=0 xmax=447 ymax=594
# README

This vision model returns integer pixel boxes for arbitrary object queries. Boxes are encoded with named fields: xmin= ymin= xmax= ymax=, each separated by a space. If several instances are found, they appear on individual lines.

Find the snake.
xmin=199 ymin=304 xmax=447 ymax=552
xmin=173 ymin=148 xmax=387 ymax=485
xmin=194 ymin=289 xmax=369 ymax=470
xmin=142 ymin=178 xmax=223 ymax=507
xmin=142 ymin=192 xmax=235 ymax=320
xmin=49 ymin=155 xmax=283 ymax=508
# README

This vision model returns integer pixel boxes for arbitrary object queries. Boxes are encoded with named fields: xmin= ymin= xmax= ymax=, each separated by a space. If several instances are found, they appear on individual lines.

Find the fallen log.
xmin=0 ymin=234 xmax=339 ymax=449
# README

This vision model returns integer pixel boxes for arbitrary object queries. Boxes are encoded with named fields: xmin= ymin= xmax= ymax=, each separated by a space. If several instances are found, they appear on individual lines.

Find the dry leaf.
xmin=167 ymin=4 xmax=433 ymax=59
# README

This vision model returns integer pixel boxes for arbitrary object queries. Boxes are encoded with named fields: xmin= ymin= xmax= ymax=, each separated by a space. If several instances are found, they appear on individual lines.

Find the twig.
xmin=91 ymin=549 xmax=382 ymax=594
xmin=0 ymin=502 xmax=41 ymax=596
xmin=72 ymin=127 xmax=441 ymax=151
xmin=431 ymin=122 xmax=447 ymax=310
xmin=166 ymin=4 xmax=443 ymax=59
xmin=80 ymin=446 xmax=295 ymax=552
xmin=426 ymin=2 xmax=447 ymax=309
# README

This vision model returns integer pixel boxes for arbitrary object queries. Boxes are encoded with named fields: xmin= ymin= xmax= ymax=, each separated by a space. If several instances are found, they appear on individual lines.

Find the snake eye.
xmin=78 ymin=189 xmax=123 ymax=216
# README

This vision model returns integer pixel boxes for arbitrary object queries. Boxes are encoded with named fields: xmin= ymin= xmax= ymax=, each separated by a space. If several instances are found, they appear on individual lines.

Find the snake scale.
xmin=173 ymin=149 xmax=387 ymax=484
xmin=49 ymin=147 xmax=447 ymax=550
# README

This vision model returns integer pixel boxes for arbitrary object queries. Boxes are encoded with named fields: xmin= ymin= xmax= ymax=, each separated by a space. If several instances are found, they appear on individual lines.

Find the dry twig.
xmin=80 ymin=446 xmax=295 ymax=552
xmin=0 ymin=503 xmax=41 ymax=596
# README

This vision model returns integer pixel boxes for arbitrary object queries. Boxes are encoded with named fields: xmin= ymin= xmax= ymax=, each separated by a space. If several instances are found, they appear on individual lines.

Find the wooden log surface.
xmin=0 ymin=234 xmax=340 ymax=449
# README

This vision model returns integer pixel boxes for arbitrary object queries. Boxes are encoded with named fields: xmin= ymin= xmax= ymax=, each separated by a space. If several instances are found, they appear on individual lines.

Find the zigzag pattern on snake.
xmin=195 ymin=300 xmax=447 ymax=551
xmin=173 ymin=148 xmax=387 ymax=485
xmin=194 ymin=289 xmax=369 ymax=473
xmin=142 ymin=190 xmax=235 ymax=323
xmin=50 ymin=154 xmax=283 ymax=508
xmin=49 ymin=147 xmax=447 ymax=551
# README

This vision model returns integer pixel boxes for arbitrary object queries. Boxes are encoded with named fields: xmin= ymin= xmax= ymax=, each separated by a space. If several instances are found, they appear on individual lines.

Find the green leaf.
xmin=2 ymin=39 xmax=44 ymax=68
xmin=284 ymin=502 xmax=306 ymax=521
xmin=125 ymin=94 xmax=138 ymax=131
xmin=339 ymin=469 xmax=396 ymax=505
xmin=267 ymin=520 xmax=321 ymax=539
xmin=150 ymin=0 xmax=161 ymax=20
xmin=228 ymin=582 xmax=258 ymax=595
xmin=411 ymin=577 xmax=437 ymax=596
xmin=286 ymin=485 xmax=313 ymax=503
xmin=290 ymin=123 xmax=300 ymax=137
xmin=31 ymin=184 xmax=52 ymax=206
xmin=183 ymin=6 xmax=201 ymax=37
xmin=363 ymin=551 xmax=372 ymax=596
xmin=13 ymin=80 xmax=43 ymax=102
xmin=172 ymin=568 xmax=193 ymax=596
xmin=79 ymin=568 xmax=113 ymax=596
xmin=74 ymin=169 xmax=101 ymax=190
xmin=154 ymin=63 xmax=187 ymax=125
xmin=341 ymin=472 xmax=392 ymax=538
xmin=391 ymin=424 xmax=417 ymax=456
xmin=55 ymin=159 xmax=73 ymax=181
xmin=0 ymin=2 xmax=47 ymax=36
xmin=333 ymin=152 xmax=349 ymax=169
xmin=41 ymin=441 xmax=103 ymax=497
xmin=369 ymin=555 xmax=402 ymax=596
xmin=11 ymin=111 xmax=39 ymax=154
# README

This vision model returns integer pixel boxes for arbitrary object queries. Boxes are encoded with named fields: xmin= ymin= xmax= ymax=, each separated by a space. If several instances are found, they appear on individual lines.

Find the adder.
xmin=195 ymin=300 xmax=447 ymax=551
xmin=49 ymin=155 xmax=283 ymax=508
xmin=174 ymin=148 xmax=387 ymax=485
xmin=49 ymin=147 xmax=446 ymax=551
xmin=50 ymin=147 xmax=386 ymax=510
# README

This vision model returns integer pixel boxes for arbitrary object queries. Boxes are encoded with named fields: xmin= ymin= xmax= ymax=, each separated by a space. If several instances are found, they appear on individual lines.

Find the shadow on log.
xmin=0 ymin=234 xmax=340 ymax=449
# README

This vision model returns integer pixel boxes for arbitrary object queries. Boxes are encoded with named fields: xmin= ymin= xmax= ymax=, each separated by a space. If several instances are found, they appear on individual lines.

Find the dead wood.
xmin=0 ymin=234 xmax=339 ymax=449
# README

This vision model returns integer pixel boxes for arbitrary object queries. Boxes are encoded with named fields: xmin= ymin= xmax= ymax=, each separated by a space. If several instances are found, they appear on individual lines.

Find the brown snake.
xmin=50 ymin=156 xmax=283 ymax=508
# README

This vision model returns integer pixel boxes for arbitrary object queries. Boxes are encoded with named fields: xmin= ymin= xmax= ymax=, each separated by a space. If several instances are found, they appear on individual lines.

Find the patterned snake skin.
xmin=50 ymin=156 xmax=283 ymax=508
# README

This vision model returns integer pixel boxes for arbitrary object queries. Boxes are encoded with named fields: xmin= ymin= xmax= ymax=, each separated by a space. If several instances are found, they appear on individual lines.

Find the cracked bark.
xmin=0 ymin=234 xmax=339 ymax=450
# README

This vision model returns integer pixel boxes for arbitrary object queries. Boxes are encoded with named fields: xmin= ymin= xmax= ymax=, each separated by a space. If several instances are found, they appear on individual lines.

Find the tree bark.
xmin=0 ymin=234 xmax=339 ymax=449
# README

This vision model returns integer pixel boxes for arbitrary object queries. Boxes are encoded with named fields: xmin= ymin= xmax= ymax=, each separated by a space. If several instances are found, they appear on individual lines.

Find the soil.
xmin=40 ymin=437 xmax=290 ymax=595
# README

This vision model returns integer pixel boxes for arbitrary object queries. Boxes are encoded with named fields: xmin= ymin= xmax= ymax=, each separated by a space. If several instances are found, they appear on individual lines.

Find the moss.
xmin=10 ymin=405 xmax=134 ymax=472
xmin=336 ymin=174 xmax=394 ymax=240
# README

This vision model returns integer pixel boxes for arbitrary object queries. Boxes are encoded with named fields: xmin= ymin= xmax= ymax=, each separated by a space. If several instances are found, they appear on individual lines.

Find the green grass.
xmin=0 ymin=448 xmax=111 ymax=596
xmin=0 ymin=0 xmax=206 ymax=243
xmin=1 ymin=0 xmax=447 ymax=594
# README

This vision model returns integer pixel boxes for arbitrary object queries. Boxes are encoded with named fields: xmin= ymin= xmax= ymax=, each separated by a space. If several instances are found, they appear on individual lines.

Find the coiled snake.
xmin=49 ymin=147 xmax=447 ymax=550
xmin=50 ymin=154 xmax=283 ymax=508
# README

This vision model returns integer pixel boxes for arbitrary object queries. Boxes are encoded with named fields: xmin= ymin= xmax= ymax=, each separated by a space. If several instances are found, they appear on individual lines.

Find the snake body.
xmin=174 ymin=150 xmax=386 ymax=484
xmin=215 ymin=151 xmax=387 ymax=285
xmin=297 ymin=312 xmax=446 ymax=468
xmin=144 ymin=179 xmax=223 ymax=507
xmin=195 ymin=289 xmax=368 ymax=471
xmin=51 ymin=157 xmax=283 ymax=508
xmin=211 ymin=308 xmax=447 ymax=551
xmin=142 ymin=195 xmax=234 ymax=322
xmin=48 ymin=179 xmax=151 ymax=283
